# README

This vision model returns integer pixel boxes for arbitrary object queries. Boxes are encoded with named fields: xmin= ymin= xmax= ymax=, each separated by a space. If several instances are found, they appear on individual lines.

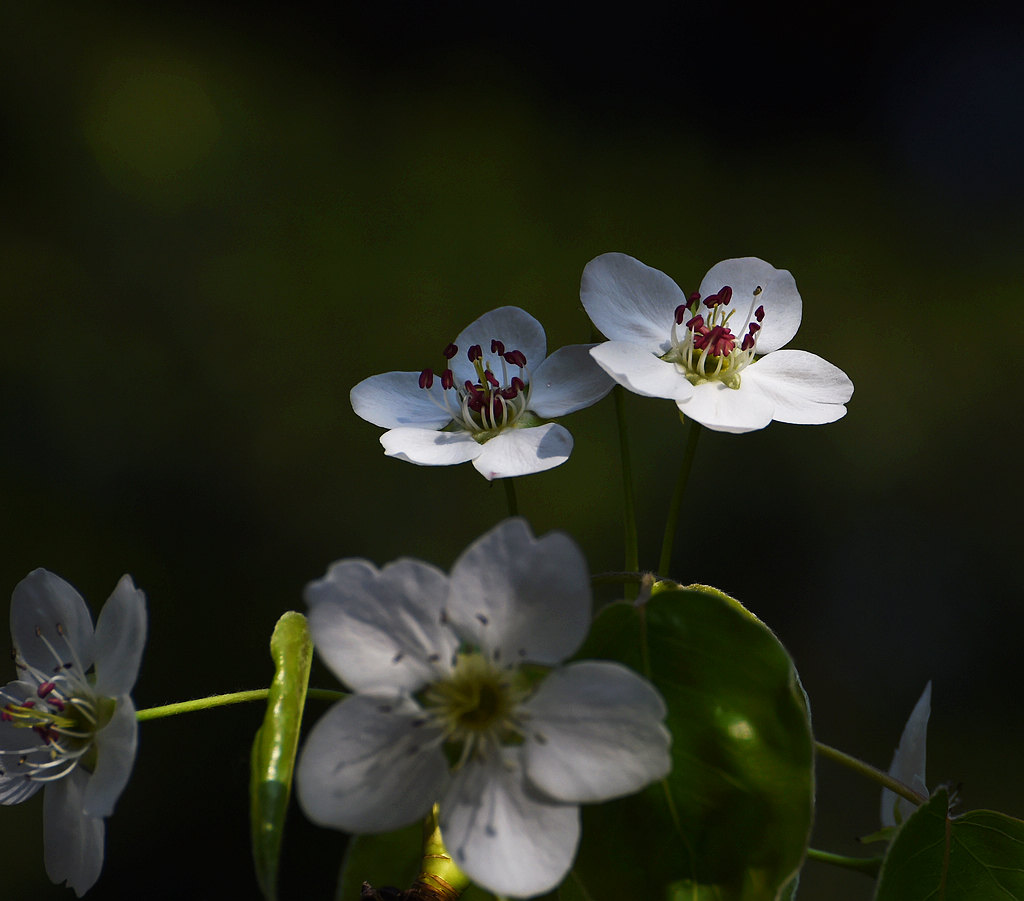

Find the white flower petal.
xmin=470 ymin=423 xmax=572 ymax=480
xmin=447 ymin=518 xmax=591 ymax=665
xmin=679 ymin=381 xmax=776 ymax=433
xmin=350 ymin=371 xmax=453 ymax=430
xmin=10 ymin=569 xmax=95 ymax=675
xmin=305 ymin=557 xmax=456 ymax=693
xmin=449 ymin=307 xmax=547 ymax=385
xmin=528 ymin=344 xmax=614 ymax=417
xmin=380 ymin=427 xmax=483 ymax=466
xmin=83 ymin=697 xmax=137 ymax=818
xmin=43 ymin=768 xmax=105 ymax=898
xmin=590 ymin=341 xmax=695 ymax=401
xmin=92 ymin=575 xmax=147 ymax=697
xmin=523 ymin=661 xmax=671 ymax=803
xmin=699 ymin=258 xmax=802 ymax=353
xmin=581 ymin=253 xmax=685 ymax=350
xmin=881 ymin=681 xmax=932 ymax=828
xmin=441 ymin=751 xmax=580 ymax=899
xmin=740 ymin=350 xmax=853 ymax=424
xmin=296 ymin=694 xmax=448 ymax=833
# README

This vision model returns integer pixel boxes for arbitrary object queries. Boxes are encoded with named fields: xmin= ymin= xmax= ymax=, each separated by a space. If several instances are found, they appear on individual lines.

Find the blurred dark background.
xmin=3 ymin=2 xmax=1022 ymax=899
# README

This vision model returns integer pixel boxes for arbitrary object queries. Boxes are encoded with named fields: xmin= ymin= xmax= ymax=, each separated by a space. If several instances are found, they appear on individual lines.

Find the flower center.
xmin=0 ymin=625 xmax=103 ymax=784
xmin=662 ymin=285 xmax=766 ymax=389
xmin=423 ymin=652 xmax=524 ymax=765
xmin=419 ymin=340 xmax=533 ymax=442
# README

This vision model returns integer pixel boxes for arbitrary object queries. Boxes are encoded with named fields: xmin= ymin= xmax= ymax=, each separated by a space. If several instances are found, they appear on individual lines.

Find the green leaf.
xmin=874 ymin=787 xmax=1024 ymax=900
xmin=572 ymin=584 xmax=814 ymax=901
xmin=250 ymin=611 xmax=314 ymax=901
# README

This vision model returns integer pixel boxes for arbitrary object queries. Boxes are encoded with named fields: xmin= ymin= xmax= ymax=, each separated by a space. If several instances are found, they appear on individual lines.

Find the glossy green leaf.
xmin=250 ymin=611 xmax=314 ymax=901
xmin=572 ymin=583 xmax=814 ymax=901
xmin=874 ymin=787 xmax=1024 ymax=900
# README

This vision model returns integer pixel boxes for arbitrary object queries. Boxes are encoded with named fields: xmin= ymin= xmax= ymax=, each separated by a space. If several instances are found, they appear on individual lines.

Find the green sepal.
xmin=874 ymin=787 xmax=1024 ymax=899
xmin=250 ymin=611 xmax=314 ymax=901
xmin=572 ymin=583 xmax=814 ymax=901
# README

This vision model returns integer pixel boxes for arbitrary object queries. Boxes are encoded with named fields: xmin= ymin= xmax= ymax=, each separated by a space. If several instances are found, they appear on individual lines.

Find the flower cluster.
xmin=581 ymin=253 xmax=854 ymax=432
xmin=1 ymin=569 xmax=146 ymax=897
xmin=296 ymin=518 xmax=671 ymax=898
xmin=351 ymin=306 xmax=613 ymax=479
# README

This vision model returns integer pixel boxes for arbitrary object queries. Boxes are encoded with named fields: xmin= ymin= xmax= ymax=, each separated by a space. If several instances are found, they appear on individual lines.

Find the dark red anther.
xmin=674 ymin=304 xmax=688 ymax=325
xmin=704 ymin=286 xmax=733 ymax=308
xmin=418 ymin=369 xmax=434 ymax=390
xmin=491 ymin=339 xmax=505 ymax=355
xmin=443 ymin=343 xmax=458 ymax=360
xmin=705 ymin=325 xmax=736 ymax=357
xmin=504 ymin=349 xmax=527 ymax=368
xmin=741 ymin=333 xmax=756 ymax=351
xmin=467 ymin=344 xmax=483 ymax=362
xmin=37 ymin=681 xmax=56 ymax=699
xmin=510 ymin=376 xmax=525 ymax=393
xmin=485 ymin=370 xmax=500 ymax=388
xmin=47 ymin=696 xmax=65 ymax=712
xmin=686 ymin=314 xmax=705 ymax=332
xmin=440 ymin=369 xmax=455 ymax=390
xmin=33 ymin=724 xmax=57 ymax=745
xmin=755 ymin=305 xmax=765 ymax=322
xmin=688 ymin=291 xmax=701 ymax=309
xmin=501 ymin=385 xmax=518 ymax=400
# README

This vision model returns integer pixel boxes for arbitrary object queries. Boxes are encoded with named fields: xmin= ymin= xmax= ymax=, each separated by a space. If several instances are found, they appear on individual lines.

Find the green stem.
xmin=503 ymin=478 xmax=518 ymax=517
xmin=657 ymin=420 xmax=702 ymax=578
xmin=806 ymin=847 xmax=883 ymax=877
xmin=815 ymin=740 xmax=929 ymax=807
xmin=613 ymin=386 xmax=639 ymax=599
xmin=136 ymin=688 xmax=345 ymax=722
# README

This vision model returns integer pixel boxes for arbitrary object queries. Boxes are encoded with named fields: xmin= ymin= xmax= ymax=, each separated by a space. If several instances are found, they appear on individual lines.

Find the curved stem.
xmin=136 ymin=688 xmax=345 ymax=722
xmin=658 ymin=420 xmax=702 ymax=578
xmin=806 ymin=847 xmax=883 ymax=877
xmin=815 ymin=740 xmax=929 ymax=807
xmin=503 ymin=478 xmax=518 ymax=517
xmin=613 ymin=386 xmax=639 ymax=600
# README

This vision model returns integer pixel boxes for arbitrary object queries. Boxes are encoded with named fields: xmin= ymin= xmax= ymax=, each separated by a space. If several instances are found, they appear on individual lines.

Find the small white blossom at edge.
xmin=0 ymin=569 xmax=147 ymax=897
xmin=881 ymin=681 xmax=932 ymax=828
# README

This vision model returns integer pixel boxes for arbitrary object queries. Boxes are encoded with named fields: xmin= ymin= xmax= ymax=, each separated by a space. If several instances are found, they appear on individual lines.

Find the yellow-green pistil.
xmin=423 ymin=652 xmax=528 ymax=767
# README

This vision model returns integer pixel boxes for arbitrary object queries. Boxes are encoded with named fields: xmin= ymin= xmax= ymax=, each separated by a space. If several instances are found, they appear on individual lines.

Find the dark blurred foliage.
xmin=2 ymin=2 xmax=1022 ymax=899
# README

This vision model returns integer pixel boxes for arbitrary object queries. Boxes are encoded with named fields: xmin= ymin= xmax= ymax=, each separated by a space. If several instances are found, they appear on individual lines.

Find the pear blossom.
xmin=296 ymin=518 xmax=671 ymax=898
xmin=1 ymin=569 xmax=147 ymax=896
xmin=580 ymin=253 xmax=854 ymax=433
xmin=880 ymin=681 xmax=932 ymax=828
xmin=350 ymin=306 xmax=613 ymax=480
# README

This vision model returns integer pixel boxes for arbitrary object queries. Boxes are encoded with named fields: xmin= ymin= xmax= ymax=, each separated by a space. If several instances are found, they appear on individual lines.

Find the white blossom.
xmin=0 ymin=569 xmax=146 ymax=896
xmin=350 ymin=306 xmax=613 ymax=479
xmin=296 ymin=519 xmax=671 ymax=897
xmin=581 ymin=253 xmax=853 ymax=433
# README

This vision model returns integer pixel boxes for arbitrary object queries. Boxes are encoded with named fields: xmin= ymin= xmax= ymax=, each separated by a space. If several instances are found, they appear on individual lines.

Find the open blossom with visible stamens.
xmin=350 ymin=306 xmax=613 ymax=479
xmin=581 ymin=253 xmax=854 ymax=433
xmin=1 ymin=569 xmax=146 ymax=897
xmin=296 ymin=518 xmax=671 ymax=898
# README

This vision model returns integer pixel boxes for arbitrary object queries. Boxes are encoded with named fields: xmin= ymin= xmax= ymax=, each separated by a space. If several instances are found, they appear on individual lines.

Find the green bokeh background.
xmin=3 ymin=4 xmax=1022 ymax=899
